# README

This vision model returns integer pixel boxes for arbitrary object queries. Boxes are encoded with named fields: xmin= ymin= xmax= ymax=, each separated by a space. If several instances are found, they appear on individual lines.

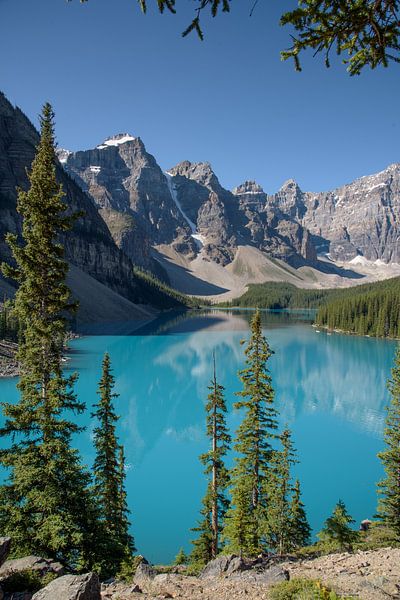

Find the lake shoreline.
xmin=313 ymin=322 xmax=400 ymax=341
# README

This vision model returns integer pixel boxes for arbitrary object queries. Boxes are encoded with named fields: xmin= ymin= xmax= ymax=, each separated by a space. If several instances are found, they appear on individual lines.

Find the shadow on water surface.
xmin=76 ymin=307 xmax=316 ymax=337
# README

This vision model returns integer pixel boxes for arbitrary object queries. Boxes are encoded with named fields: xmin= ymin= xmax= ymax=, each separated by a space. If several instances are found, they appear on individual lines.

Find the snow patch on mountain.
xmin=57 ymin=149 xmax=71 ymax=164
xmin=97 ymin=134 xmax=136 ymax=149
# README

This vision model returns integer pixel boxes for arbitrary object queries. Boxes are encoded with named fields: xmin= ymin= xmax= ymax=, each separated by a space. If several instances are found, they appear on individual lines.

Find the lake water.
xmin=0 ymin=309 xmax=397 ymax=564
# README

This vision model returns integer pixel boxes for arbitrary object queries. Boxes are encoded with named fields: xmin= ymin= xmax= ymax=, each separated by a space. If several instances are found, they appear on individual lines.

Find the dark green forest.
xmin=316 ymin=277 xmax=400 ymax=338
xmin=222 ymin=282 xmax=336 ymax=309
xmin=225 ymin=278 xmax=400 ymax=339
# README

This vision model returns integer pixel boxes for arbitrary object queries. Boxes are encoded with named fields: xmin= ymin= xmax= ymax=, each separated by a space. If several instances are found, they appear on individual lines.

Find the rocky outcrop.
xmin=200 ymin=554 xmax=246 ymax=578
xmin=133 ymin=560 xmax=157 ymax=584
xmin=32 ymin=573 xmax=100 ymax=600
xmin=200 ymin=553 xmax=289 ymax=584
xmin=0 ymin=556 xmax=64 ymax=579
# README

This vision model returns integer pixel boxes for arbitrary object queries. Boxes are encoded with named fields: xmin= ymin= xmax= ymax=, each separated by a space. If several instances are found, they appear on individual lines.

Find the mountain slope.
xmin=0 ymin=92 xmax=187 ymax=317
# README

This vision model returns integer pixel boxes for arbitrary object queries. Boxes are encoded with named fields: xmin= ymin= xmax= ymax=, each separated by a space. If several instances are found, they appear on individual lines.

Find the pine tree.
xmin=223 ymin=309 xmax=278 ymax=556
xmin=263 ymin=428 xmax=298 ymax=554
xmin=377 ymin=345 xmax=400 ymax=536
xmin=289 ymin=479 xmax=311 ymax=549
xmin=318 ymin=500 xmax=358 ymax=551
xmin=92 ymin=353 xmax=135 ymax=567
xmin=0 ymin=103 xmax=100 ymax=569
xmin=116 ymin=444 xmax=133 ymax=550
xmin=174 ymin=547 xmax=188 ymax=565
xmin=190 ymin=490 xmax=213 ymax=566
xmin=190 ymin=355 xmax=230 ymax=565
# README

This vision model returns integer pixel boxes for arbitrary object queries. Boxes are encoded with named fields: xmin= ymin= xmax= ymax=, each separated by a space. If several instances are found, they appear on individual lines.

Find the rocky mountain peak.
xmin=232 ymin=181 xmax=265 ymax=196
xmin=169 ymin=160 xmax=221 ymax=191
xmin=279 ymin=178 xmax=301 ymax=193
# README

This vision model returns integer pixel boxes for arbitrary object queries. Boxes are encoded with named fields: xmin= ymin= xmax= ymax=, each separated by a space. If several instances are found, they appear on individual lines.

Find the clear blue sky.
xmin=1 ymin=0 xmax=399 ymax=193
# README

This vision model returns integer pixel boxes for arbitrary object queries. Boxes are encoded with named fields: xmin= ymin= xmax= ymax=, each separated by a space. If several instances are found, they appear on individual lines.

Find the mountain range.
xmin=59 ymin=130 xmax=400 ymax=300
xmin=1 ymin=90 xmax=400 ymax=319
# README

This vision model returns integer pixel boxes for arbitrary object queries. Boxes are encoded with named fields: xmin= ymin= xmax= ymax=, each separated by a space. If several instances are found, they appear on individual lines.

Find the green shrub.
xmin=355 ymin=523 xmax=400 ymax=550
xmin=116 ymin=555 xmax=145 ymax=583
xmin=1 ymin=569 xmax=58 ymax=593
xmin=269 ymin=578 xmax=356 ymax=600
xmin=174 ymin=547 xmax=188 ymax=565
xmin=185 ymin=562 xmax=204 ymax=576
xmin=297 ymin=538 xmax=350 ymax=558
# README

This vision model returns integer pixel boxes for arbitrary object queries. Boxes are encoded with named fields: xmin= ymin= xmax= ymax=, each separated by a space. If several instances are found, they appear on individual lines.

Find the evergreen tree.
xmin=92 ymin=353 xmax=135 ymax=567
xmin=116 ymin=444 xmax=133 ymax=550
xmin=190 ymin=355 xmax=230 ymax=565
xmin=174 ymin=547 xmax=188 ymax=565
xmin=223 ymin=309 xmax=278 ymax=555
xmin=263 ymin=428 xmax=298 ymax=554
xmin=0 ymin=103 xmax=100 ymax=569
xmin=289 ymin=479 xmax=311 ymax=549
xmin=190 ymin=489 xmax=213 ymax=566
xmin=377 ymin=345 xmax=400 ymax=536
xmin=318 ymin=500 xmax=358 ymax=551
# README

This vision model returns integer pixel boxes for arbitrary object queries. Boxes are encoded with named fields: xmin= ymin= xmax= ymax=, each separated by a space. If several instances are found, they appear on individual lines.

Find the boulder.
xmin=134 ymin=561 xmax=156 ymax=583
xmin=0 ymin=556 xmax=64 ymax=579
xmin=0 ymin=539 xmax=11 ymax=567
xmin=200 ymin=554 xmax=244 ymax=579
xmin=31 ymin=572 xmax=100 ymax=600
xmin=234 ymin=564 xmax=289 ymax=584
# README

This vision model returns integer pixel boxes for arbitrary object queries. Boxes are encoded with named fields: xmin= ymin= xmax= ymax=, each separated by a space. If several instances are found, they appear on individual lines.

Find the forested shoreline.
xmin=224 ymin=278 xmax=400 ymax=339
xmin=315 ymin=278 xmax=400 ymax=338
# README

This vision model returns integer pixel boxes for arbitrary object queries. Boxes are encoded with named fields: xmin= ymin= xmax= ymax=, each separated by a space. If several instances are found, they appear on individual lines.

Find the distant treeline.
xmin=132 ymin=267 xmax=210 ymax=309
xmin=224 ymin=278 xmax=400 ymax=339
xmin=316 ymin=277 xmax=400 ymax=338
xmin=221 ymin=282 xmax=335 ymax=309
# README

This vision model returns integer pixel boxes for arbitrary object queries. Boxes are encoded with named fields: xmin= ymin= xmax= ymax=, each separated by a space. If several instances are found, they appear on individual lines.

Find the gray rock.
xmin=0 ymin=539 xmax=11 ymax=567
xmin=232 ymin=564 xmax=289 ymax=584
xmin=31 ymin=572 xmax=100 ymax=600
xmin=200 ymin=554 xmax=240 ymax=579
xmin=225 ymin=556 xmax=248 ymax=575
xmin=134 ymin=561 xmax=157 ymax=583
xmin=0 ymin=556 xmax=64 ymax=579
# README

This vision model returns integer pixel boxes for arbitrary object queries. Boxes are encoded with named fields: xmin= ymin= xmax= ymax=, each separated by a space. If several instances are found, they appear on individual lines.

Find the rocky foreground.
xmin=101 ymin=550 xmax=400 ymax=600
xmin=1 ymin=538 xmax=399 ymax=600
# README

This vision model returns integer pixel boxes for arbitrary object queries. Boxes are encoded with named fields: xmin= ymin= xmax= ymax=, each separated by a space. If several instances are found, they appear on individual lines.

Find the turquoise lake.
xmin=0 ymin=309 xmax=397 ymax=564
